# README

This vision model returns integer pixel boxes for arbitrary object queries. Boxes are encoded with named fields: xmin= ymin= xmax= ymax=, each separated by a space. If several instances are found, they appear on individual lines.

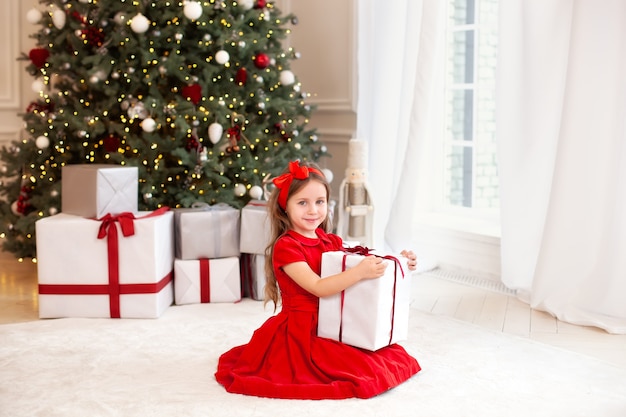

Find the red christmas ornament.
xmin=274 ymin=122 xmax=290 ymax=141
xmin=185 ymin=136 xmax=200 ymax=151
xmin=26 ymin=101 xmax=55 ymax=114
xmin=102 ymin=133 xmax=121 ymax=153
xmin=253 ymin=52 xmax=270 ymax=69
xmin=17 ymin=185 xmax=33 ymax=215
xmin=71 ymin=11 xmax=87 ymax=24
xmin=255 ymin=0 xmax=267 ymax=8
xmin=227 ymin=125 xmax=242 ymax=146
xmin=235 ymin=67 xmax=248 ymax=85
xmin=29 ymin=48 xmax=50 ymax=69
xmin=182 ymin=83 xmax=202 ymax=105
xmin=81 ymin=26 xmax=105 ymax=47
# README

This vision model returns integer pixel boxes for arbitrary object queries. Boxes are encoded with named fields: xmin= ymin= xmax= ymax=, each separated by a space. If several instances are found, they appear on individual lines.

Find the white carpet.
xmin=1 ymin=300 xmax=625 ymax=417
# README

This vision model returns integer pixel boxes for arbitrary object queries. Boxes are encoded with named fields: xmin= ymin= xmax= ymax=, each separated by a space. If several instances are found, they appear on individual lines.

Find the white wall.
xmin=0 ymin=0 xmax=38 ymax=147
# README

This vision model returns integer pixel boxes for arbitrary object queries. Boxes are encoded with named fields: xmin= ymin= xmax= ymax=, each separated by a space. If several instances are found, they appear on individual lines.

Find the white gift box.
xmin=35 ymin=209 xmax=174 ymax=319
xmin=174 ymin=204 xmax=240 ymax=260
xmin=317 ymin=251 xmax=412 ymax=351
xmin=240 ymin=201 xmax=271 ymax=254
xmin=240 ymin=253 xmax=266 ymax=301
xmin=61 ymin=164 xmax=138 ymax=219
xmin=174 ymin=258 xmax=241 ymax=305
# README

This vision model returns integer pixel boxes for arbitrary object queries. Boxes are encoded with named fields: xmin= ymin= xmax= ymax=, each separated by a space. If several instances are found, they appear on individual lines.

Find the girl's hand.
xmin=355 ymin=255 xmax=388 ymax=280
xmin=401 ymin=249 xmax=418 ymax=271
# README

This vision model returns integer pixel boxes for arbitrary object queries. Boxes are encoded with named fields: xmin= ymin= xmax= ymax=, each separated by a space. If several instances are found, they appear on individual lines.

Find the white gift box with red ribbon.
xmin=61 ymin=164 xmax=138 ymax=219
xmin=35 ymin=209 xmax=174 ymax=319
xmin=174 ymin=257 xmax=241 ymax=305
xmin=317 ymin=250 xmax=412 ymax=351
xmin=174 ymin=203 xmax=240 ymax=260
xmin=239 ymin=201 xmax=271 ymax=255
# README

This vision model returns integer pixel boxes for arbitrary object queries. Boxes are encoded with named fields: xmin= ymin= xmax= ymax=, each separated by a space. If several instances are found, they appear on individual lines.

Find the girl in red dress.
xmin=215 ymin=160 xmax=421 ymax=399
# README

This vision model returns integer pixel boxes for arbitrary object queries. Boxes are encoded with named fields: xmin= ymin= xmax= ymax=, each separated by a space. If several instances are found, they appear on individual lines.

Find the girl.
xmin=215 ymin=160 xmax=421 ymax=399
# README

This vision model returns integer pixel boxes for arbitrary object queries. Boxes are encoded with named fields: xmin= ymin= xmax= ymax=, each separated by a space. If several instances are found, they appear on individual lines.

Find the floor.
xmin=2 ymin=250 xmax=625 ymax=369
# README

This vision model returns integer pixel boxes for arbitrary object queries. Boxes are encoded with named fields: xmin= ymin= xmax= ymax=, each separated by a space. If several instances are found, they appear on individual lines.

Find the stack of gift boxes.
xmin=172 ymin=203 xmax=242 ymax=305
xmin=36 ymin=165 xmax=175 ymax=319
xmin=239 ymin=201 xmax=272 ymax=301
xmin=35 ymin=164 xmax=271 ymax=319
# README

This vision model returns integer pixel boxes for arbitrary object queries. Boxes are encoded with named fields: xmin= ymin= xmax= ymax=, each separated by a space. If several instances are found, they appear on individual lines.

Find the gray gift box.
xmin=61 ymin=164 xmax=138 ymax=219
xmin=174 ymin=203 xmax=240 ymax=260
xmin=239 ymin=201 xmax=271 ymax=255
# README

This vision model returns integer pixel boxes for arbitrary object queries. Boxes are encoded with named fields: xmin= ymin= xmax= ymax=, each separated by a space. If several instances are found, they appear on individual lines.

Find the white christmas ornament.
xmin=35 ymin=135 xmax=50 ymax=149
xmin=239 ymin=0 xmax=254 ymax=10
xmin=93 ymin=70 xmax=107 ymax=81
xmin=234 ymin=183 xmax=247 ymax=197
xmin=31 ymin=79 xmax=45 ymax=94
xmin=199 ymin=147 xmax=208 ymax=162
xmin=10 ymin=201 xmax=20 ymax=216
xmin=208 ymin=122 xmax=223 ymax=144
xmin=322 ymin=168 xmax=334 ymax=183
xmin=141 ymin=117 xmax=157 ymax=132
xmin=249 ymin=185 xmax=263 ymax=200
xmin=26 ymin=8 xmax=42 ymax=24
xmin=114 ymin=12 xmax=127 ymax=25
xmin=215 ymin=50 xmax=230 ymax=65
xmin=279 ymin=70 xmax=295 ymax=86
xmin=51 ymin=9 xmax=66 ymax=29
xmin=130 ymin=13 xmax=150 ymax=33
xmin=49 ymin=207 xmax=58 ymax=215
xmin=183 ymin=1 xmax=203 ymax=20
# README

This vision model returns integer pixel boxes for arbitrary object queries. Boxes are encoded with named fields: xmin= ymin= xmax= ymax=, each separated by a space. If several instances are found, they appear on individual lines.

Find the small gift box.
xmin=35 ymin=209 xmax=174 ymax=319
xmin=174 ymin=203 xmax=240 ymax=260
xmin=174 ymin=257 xmax=241 ymax=305
xmin=61 ymin=164 xmax=138 ymax=218
xmin=240 ymin=200 xmax=271 ymax=255
xmin=317 ymin=249 xmax=412 ymax=351
xmin=240 ymin=253 xmax=266 ymax=301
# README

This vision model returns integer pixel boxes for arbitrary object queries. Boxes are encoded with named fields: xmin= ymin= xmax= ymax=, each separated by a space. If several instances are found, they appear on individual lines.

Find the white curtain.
xmin=356 ymin=0 xmax=445 ymax=252
xmin=497 ymin=0 xmax=626 ymax=333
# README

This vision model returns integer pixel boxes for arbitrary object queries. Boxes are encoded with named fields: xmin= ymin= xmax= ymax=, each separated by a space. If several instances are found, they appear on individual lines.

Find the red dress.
xmin=215 ymin=228 xmax=421 ymax=399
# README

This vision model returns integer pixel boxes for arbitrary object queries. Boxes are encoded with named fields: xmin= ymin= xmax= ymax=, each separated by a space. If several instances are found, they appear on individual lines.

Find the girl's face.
xmin=285 ymin=180 xmax=328 ymax=238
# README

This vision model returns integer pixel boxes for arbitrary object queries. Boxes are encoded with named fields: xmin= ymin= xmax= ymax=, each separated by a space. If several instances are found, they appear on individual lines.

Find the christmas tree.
xmin=0 ymin=0 xmax=327 ymax=260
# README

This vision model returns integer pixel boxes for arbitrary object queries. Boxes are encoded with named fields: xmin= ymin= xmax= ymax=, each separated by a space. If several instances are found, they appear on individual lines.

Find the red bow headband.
xmin=272 ymin=160 xmax=324 ymax=210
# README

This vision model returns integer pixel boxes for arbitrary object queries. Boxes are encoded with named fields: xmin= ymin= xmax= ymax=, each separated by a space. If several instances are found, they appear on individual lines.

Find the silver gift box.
xmin=174 ymin=203 xmax=241 ymax=260
xmin=61 ymin=164 xmax=138 ymax=219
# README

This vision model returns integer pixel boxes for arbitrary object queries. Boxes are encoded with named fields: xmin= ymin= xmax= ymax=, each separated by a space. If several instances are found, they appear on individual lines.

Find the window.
xmin=411 ymin=0 xmax=501 ymax=279
xmin=444 ymin=0 xmax=499 ymax=212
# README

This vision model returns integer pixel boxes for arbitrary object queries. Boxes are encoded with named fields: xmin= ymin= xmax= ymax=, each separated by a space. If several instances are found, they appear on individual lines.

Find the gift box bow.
xmin=342 ymin=245 xmax=405 ymax=278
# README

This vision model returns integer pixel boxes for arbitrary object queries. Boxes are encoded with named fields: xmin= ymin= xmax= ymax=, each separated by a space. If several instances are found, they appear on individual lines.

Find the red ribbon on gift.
xmin=338 ymin=246 xmax=405 ymax=346
xmin=199 ymin=258 xmax=211 ymax=303
xmin=38 ymin=207 xmax=171 ymax=318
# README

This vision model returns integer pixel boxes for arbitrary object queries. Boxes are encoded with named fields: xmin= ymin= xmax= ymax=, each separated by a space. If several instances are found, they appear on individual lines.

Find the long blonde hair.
xmin=263 ymin=161 xmax=332 ymax=310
